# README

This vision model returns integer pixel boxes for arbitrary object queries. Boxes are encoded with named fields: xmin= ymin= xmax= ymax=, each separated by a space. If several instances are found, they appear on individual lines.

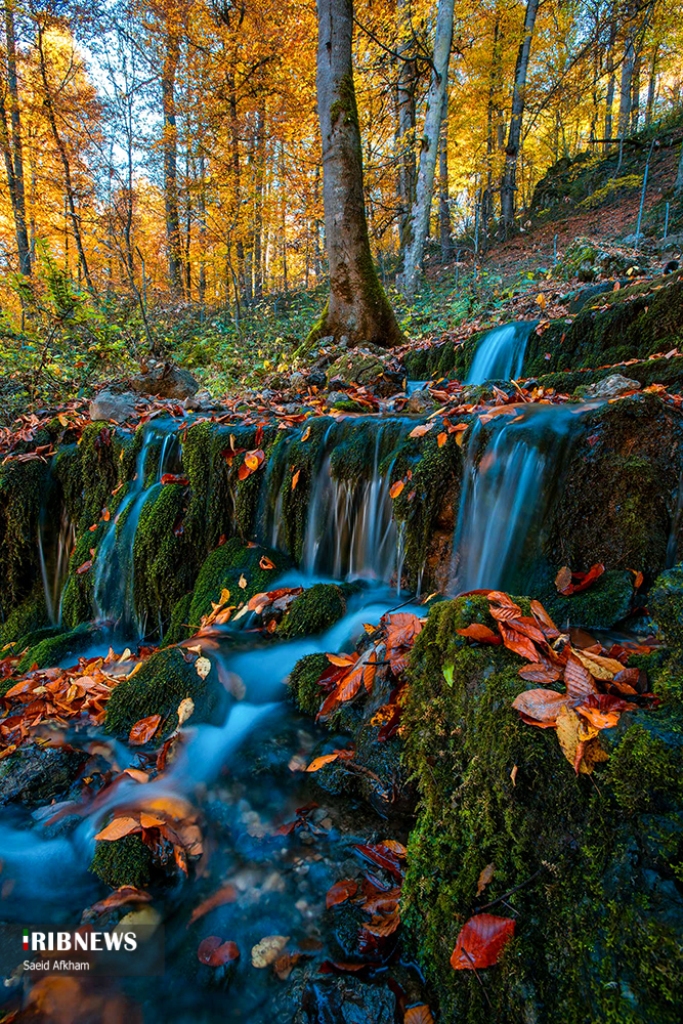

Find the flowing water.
xmin=465 ymin=321 xmax=536 ymax=385
xmin=0 ymin=582 xmax=426 ymax=1022
xmin=93 ymin=421 xmax=181 ymax=634
xmin=451 ymin=403 xmax=598 ymax=593
xmin=38 ymin=508 xmax=76 ymax=625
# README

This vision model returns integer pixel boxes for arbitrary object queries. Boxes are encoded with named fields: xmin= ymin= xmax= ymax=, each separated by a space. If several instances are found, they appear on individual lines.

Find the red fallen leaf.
xmin=161 ymin=473 xmax=189 ymax=486
xmin=128 ymin=714 xmax=162 ymax=746
xmin=457 ymin=623 xmax=502 ymax=644
xmin=529 ymin=600 xmax=561 ymax=639
xmin=76 ymin=559 xmax=93 ymax=575
xmin=512 ymin=688 xmax=568 ymax=726
xmin=555 ymin=563 xmax=605 ymax=596
xmin=188 ymin=885 xmax=238 ymax=926
xmin=197 ymin=936 xmax=240 ymax=967
xmin=450 ymin=914 xmax=515 ymax=970
xmin=498 ymin=622 xmax=540 ymax=663
xmin=88 ymin=887 xmax=152 ymax=915
xmin=564 ymin=654 xmax=599 ymax=701
xmin=354 ymin=843 xmax=405 ymax=881
xmin=326 ymin=879 xmax=358 ymax=908
xmin=259 ymin=555 xmax=276 ymax=570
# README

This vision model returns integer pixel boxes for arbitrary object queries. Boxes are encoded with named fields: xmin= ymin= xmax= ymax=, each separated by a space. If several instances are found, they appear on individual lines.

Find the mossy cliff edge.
xmin=400 ymin=596 xmax=683 ymax=1024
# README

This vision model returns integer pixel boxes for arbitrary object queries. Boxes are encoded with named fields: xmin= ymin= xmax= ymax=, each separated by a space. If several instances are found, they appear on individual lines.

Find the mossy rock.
xmin=280 ymin=584 xmax=347 ymax=638
xmin=0 ymin=743 xmax=88 ymax=808
xmin=540 ymin=568 xmax=634 ymax=629
xmin=401 ymin=597 xmax=683 ymax=1023
xmin=188 ymin=538 xmax=292 ymax=627
xmin=649 ymin=565 xmax=683 ymax=648
xmin=327 ymin=350 xmax=385 ymax=385
xmin=104 ymin=646 xmax=229 ymax=739
xmin=91 ymin=834 xmax=155 ymax=889
xmin=163 ymin=592 xmax=194 ymax=647
xmin=16 ymin=623 xmax=103 ymax=673
xmin=545 ymin=394 xmax=683 ymax=581
xmin=0 ymin=457 xmax=52 ymax=617
xmin=288 ymin=652 xmax=329 ymax=717
xmin=0 ymin=590 xmax=49 ymax=651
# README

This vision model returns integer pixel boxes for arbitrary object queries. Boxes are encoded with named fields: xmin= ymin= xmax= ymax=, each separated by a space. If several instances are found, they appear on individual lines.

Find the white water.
xmin=452 ymin=404 xmax=597 ymax=593
xmin=38 ymin=509 xmax=76 ymax=625
xmin=466 ymin=321 xmax=536 ymax=385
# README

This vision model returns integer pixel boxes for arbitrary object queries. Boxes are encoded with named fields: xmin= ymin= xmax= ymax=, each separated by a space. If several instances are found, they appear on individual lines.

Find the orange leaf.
xmin=76 ymin=559 xmax=93 ymax=575
xmin=189 ymin=885 xmax=238 ymax=926
xmin=259 ymin=555 xmax=276 ymax=570
xmin=291 ymin=469 xmax=300 ymax=491
xmin=487 ymin=592 xmax=523 ymax=621
xmin=306 ymin=753 xmax=339 ymax=772
xmin=94 ymin=815 xmax=141 ymax=842
xmin=404 ymin=1006 xmax=434 ymax=1024
xmin=389 ymin=480 xmax=405 ymax=499
xmin=409 ymin=423 xmax=434 ymax=438
xmin=518 ymin=663 xmax=562 ymax=683
xmin=437 ymin=432 xmax=447 ymax=447
xmin=512 ymin=688 xmax=568 ymax=726
xmin=129 ymin=714 xmax=162 ymax=746
xmin=457 ymin=623 xmax=502 ymax=644
xmin=450 ymin=914 xmax=515 ymax=970
xmin=564 ymin=654 xmax=599 ymax=701
xmin=498 ymin=622 xmax=540 ymax=662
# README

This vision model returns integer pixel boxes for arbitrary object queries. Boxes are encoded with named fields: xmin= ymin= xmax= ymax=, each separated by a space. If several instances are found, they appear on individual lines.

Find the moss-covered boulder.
xmin=649 ymin=565 xmax=683 ymax=648
xmin=401 ymin=597 xmax=683 ymax=1024
xmin=288 ymin=652 xmax=329 ymax=717
xmin=16 ymin=623 xmax=103 ymax=673
xmin=188 ymin=538 xmax=292 ymax=627
xmin=545 ymin=394 xmax=683 ymax=582
xmin=0 ymin=457 xmax=52 ymax=620
xmin=104 ymin=646 xmax=229 ymax=739
xmin=91 ymin=834 xmax=156 ymax=889
xmin=280 ymin=583 xmax=347 ymax=638
xmin=540 ymin=568 xmax=634 ymax=629
xmin=327 ymin=349 xmax=385 ymax=385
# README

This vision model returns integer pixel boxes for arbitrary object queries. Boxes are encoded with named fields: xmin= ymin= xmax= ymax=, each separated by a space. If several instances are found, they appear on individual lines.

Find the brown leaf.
xmin=128 ymin=714 xmax=162 ymax=746
xmin=487 ymin=592 xmax=523 ymax=621
xmin=251 ymin=935 xmax=289 ymax=968
xmin=259 ymin=555 xmax=276 ymax=570
xmin=188 ymin=885 xmax=238 ymax=926
xmin=326 ymin=879 xmax=358 ymax=908
xmin=409 ymin=422 xmax=434 ymax=438
xmin=476 ymin=863 xmax=495 ymax=897
xmin=518 ymin=663 xmax=562 ymax=683
xmin=457 ymin=623 xmax=502 ymax=644
xmin=512 ymin=689 xmax=567 ymax=726
xmin=197 ymin=936 xmax=240 ymax=967
xmin=404 ymin=1005 xmax=435 ymax=1024
xmin=94 ymin=815 xmax=141 ymax=842
xmin=564 ymin=654 xmax=599 ymax=701
xmin=76 ymin=559 xmax=93 ymax=575
xmin=498 ymin=622 xmax=540 ymax=662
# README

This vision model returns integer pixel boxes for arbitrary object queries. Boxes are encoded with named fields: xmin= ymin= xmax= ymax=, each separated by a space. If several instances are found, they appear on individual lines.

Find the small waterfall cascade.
xmin=451 ymin=404 xmax=591 ymax=593
xmin=466 ymin=321 xmax=536 ymax=385
xmin=93 ymin=420 xmax=181 ymax=632
xmin=265 ymin=418 xmax=409 ymax=588
xmin=38 ymin=508 xmax=76 ymax=625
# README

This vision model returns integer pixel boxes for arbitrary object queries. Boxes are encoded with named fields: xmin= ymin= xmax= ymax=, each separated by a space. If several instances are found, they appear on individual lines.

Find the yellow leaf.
xmin=195 ymin=656 xmax=211 ymax=679
xmin=239 ymin=574 xmax=247 ymax=589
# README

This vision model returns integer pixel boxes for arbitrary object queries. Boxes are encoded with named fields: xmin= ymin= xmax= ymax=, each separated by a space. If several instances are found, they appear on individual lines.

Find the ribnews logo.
xmin=0 ymin=923 xmax=164 ymax=977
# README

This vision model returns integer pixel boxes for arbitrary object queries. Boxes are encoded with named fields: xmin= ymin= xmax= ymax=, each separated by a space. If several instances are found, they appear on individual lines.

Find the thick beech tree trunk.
xmin=500 ymin=0 xmax=539 ymax=234
xmin=396 ymin=0 xmax=417 ymax=264
xmin=161 ymin=18 xmax=183 ymax=296
xmin=313 ymin=0 xmax=402 ymax=348
xmin=397 ymin=0 xmax=454 ymax=299
xmin=2 ymin=2 xmax=30 ymax=276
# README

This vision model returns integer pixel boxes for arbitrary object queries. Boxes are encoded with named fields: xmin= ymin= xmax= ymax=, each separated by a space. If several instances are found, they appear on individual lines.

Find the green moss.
xmin=649 ymin=566 xmax=683 ymax=648
xmin=91 ymin=834 xmax=154 ymax=889
xmin=541 ymin=569 xmax=634 ymax=629
xmin=0 ymin=590 xmax=49 ymax=651
xmin=402 ymin=597 xmax=683 ymax=1023
xmin=288 ymin=652 xmax=329 ymax=717
xmin=104 ymin=646 xmax=228 ymax=739
xmin=189 ymin=538 xmax=291 ymax=628
xmin=280 ymin=584 xmax=347 ymax=639
xmin=16 ymin=623 xmax=100 ymax=673
xmin=0 ymin=457 xmax=51 ymax=617
xmin=163 ymin=592 xmax=194 ymax=647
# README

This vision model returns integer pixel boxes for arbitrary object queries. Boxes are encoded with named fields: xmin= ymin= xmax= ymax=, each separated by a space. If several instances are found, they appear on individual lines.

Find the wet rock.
xmin=583 ymin=373 xmax=641 ymax=398
xmin=542 ymin=568 xmax=634 ymax=629
xmin=308 ymin=370 xmax=327 ymax=388
xmin=567 ymin=280 xmax=630 ymax=314
xmin=128 ymin=363 xmax=199 ymax=399
xmin=89 ymin=389 xmax=137 ymax=423
xmin=405 ymin=388 xmax=435 ymax=414
xmin=327 ymin=391 xmax=348 ymax=406
xmin=327 ymin=350 xmax=385 ymax=386
xmin=296 ymin=976 xmax=396 ymax=1024
xmin=649 ymin=565 xmax=683 ymax=647
xmin=0 ymin=743 xmax=88 ymax=808
xmin=183 ymin=388 xmax=214 ymax=411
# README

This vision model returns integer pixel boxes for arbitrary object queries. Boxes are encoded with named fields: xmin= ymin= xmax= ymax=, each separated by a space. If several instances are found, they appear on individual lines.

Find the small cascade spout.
xmin=38 ymin=509 xmax=76 ymax=625
xmin=264 ymin=418 xmax=409 ymax=589
xmin=93 ymin=420 xmax=181 ymax=634
xmin=466 ymin=321 xmax=536 ymax=385
xmin=451 ymin=404 xmax=592 ymax=594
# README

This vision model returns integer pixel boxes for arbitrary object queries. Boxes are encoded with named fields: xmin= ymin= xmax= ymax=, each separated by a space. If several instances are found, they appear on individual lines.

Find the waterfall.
xmin=466 ymin=321 xmax=536 ymax=385
xmin=93 ymin=421 xmax=180 ymax=633
xmin=38 ymin=509 xmax=76 ymax=625
xmin=265 ymin=418 xmax=407 ymax=589
xmin=451 ymin=404 xmax=591 ymax=593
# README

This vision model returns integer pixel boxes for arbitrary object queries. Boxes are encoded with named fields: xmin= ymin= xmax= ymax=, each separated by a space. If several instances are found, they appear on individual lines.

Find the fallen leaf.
xmin=259 ymin=555 xmax=276 ymax=570
xmin=177 ymin=697 xmax=195 ymax=726
xmin=457 ymin=623 xmax=502 ymax=644
xmin=189 ymin=885 xmax=238 ymax=926
xmin=437 ymin=432 xmax=447 ymax=447
xmin=476 ymin=863 xmax=495 ymax=897
xmin=556 ymin=705 xmax=607 ymax=774
xmin=129 ymin=714 xmax=162 ymax=746
xmin=95 ymin=816 xmax=141 ymax=842
xmin=512 ymin=689 xmax=567 ymax=726
xmin=197 ymin=936 xmax=240 ymax=967
xmin=326 ymin=879 xmax=358 ymax=908
xmin=404 ymin=1006 xmax=434 ymax=1024
xmin=195 ymin=656 xmax=211 ymax=680
xmin=389 ymin=480 xmax=405 ymax=499
xmin=409 ymin=423 xmax=434 ymax=438
xmin=306 ymin=753 xmax=340 ymax=772
xmin=291 ymin=469 xmax=300 ymax=491
xmin=239 ymin=574 xmax=247 ymax=589
xmin=450 ymin=914 xmax=515 ymax=970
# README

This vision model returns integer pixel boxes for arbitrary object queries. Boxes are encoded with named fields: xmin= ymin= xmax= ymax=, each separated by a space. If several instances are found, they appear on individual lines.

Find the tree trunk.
xmin=2 ymin=2 xmax=30 ymax=275
xmin=312 ymin=0 xmax=402 ymax=348
xmin=397 ymin=0 xmax=455 ymax=299
xmin=396 ymin=0 xmax=417 ymax=263
xmin=631 ymin=50 xmax=641 ymax=131
xmin=438 ymin=92 xmax=452 ymax=261
xmin=36 ymin=23 xmax=95 ymax=296
xmin=604 ymin=17 xmax=616 ymax=150
xmin=618 ymin=27 xmax=635 ymax=138
xmin=500 ymin=0 xmax=539 ymax=234
xmin=645 ymin=41 xmax=659 ymax=125
xmin=161 ymin=17 xmax=183 ymax=296
xmin=482 ymin=14 xmax=502 ymax=241
xmin=675 ymin=139 xmax=683 ymax=194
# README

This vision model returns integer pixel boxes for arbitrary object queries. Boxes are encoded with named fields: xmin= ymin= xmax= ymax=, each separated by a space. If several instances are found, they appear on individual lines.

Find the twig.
xmin=475 ymin=867 xmax=545 ymax=913
xmin=463 ymin=947 xmax=493 ymax=1012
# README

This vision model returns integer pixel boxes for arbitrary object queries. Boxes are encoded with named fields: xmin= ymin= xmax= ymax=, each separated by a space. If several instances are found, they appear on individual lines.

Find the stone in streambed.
xmin=0 ymin=743 xmax=88 ymax=808
xmin=188 ymin=538 xmax=293 ymax=626
xmin=540 ymin=569 xmax=634 ymax=630
xmin=279 ymin=583 xmax=347 ymax=639
xmin=583 ymin=373 xmax=641 ymax=398
xmin=89 ymin=389 xmax=137 ymax=423
xmin=128 ymin=363 xmax=199 ymax=400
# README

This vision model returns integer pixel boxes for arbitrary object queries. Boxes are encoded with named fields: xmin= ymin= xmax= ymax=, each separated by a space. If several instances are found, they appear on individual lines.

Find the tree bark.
xmin=312 ymin=0 xmax=402 ymax=348
xmin=617 ymin=25 xmax=635 ymax=137
xmin=438 ymin=92 xmax=452 ymax=261
xmin=161 ymin=15 xmax=183 ymax=296
xmin=397 ymin=0 xmax=455 ymax=299
xmin=604 ymin=16 xmax=616 ymax=150
xmin=2 ymin=2 xmax=30 ymax=275
xmin=500 ymin=0 xmax=539 ymax=234
xmin=396 ymin=0 xmax=417 ymax=263
xmin=675 ymin=138 xmax=683 ymax=194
